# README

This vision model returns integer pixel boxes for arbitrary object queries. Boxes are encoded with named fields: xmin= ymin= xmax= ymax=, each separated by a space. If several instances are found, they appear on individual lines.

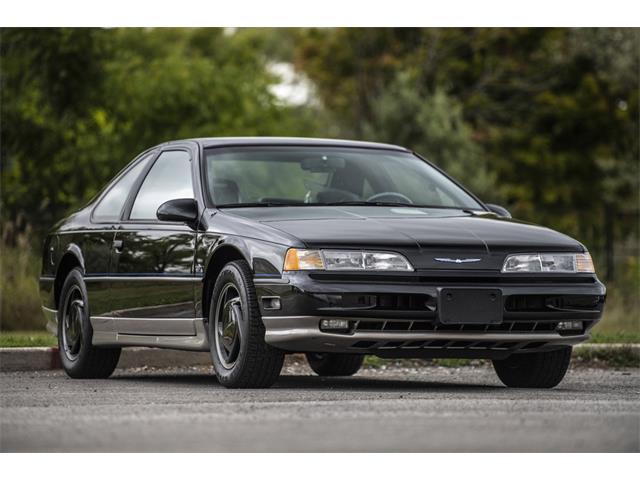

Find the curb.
xmin=0 ymin=347 xmax=211 ymax=372
xmin=0 ymin=347 xmax=62 ymax=371
xmin=0 ymin=344 xmax=637 ymax=372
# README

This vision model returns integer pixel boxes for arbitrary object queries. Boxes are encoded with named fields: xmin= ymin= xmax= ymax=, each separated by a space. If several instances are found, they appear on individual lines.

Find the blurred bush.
xmin=591 ymin=250 xmax=640 ymax=336
xmin=0 ymin=225 xmax=42 ymax=330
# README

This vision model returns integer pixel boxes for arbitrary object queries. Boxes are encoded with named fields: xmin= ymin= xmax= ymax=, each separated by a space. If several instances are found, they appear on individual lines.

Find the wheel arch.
xmin=202 ymin=243 xmax=248 ymax=321
xmin=54 ymin=245 xmax=85 ymax=309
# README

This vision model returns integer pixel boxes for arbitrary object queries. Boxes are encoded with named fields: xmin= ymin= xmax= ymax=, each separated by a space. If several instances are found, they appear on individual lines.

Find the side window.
xmin=129 ymin=150 xmax=193 ymax=220
xmin=93 ymin=153 xmax=153 ymax=221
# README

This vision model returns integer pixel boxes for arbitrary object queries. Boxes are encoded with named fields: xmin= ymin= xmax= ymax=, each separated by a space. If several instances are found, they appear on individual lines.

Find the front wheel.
xmin=492 ymin=347 xmax=572 ymax=388
xmin=57 ymin=268 xmax=121 ymax=378
xmin=306 ymin=353 xmax=364 ymax=376
xmin=208 ymin=260 xmax=284 ymax=388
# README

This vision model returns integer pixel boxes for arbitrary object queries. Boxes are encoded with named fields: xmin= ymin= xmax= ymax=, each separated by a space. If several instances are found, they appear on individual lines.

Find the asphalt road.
xmin=1 ymin=361 xmax=638 ymax=452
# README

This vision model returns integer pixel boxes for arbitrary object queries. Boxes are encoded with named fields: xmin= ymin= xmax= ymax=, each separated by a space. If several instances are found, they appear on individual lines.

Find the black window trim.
xmin=90 ymin=148 xmax=159 ymax=225
xmin=120 ymin=146 xmax=197 ymax=225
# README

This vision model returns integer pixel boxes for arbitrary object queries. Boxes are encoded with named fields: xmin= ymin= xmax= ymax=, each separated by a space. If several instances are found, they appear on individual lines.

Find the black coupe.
xmin=39 ymin=137 xmax=606 ymax=388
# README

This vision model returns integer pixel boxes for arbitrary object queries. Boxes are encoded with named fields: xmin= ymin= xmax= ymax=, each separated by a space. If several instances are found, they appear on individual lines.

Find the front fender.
xmin=199 ymin=233 xmax=289 ymax=277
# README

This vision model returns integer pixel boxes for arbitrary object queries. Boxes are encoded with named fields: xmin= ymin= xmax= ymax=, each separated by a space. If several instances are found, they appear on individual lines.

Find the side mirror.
xmin=485 ymin=203 xmax=512 ymax=219
xmin=157 ymin=198 xmax=198 ymax=223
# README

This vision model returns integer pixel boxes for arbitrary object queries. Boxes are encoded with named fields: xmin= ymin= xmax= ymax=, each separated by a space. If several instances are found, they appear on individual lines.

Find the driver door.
xmin=108 ymin=148 xmax=199 ymax=336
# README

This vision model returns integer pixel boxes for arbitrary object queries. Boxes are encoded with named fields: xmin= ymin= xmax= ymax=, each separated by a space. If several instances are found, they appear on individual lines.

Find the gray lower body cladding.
xmin=262 ymin=315 xmax=589 ymax=358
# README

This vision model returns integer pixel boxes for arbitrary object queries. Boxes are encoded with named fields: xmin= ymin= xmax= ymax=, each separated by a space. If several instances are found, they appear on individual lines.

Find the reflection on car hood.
xmin=224 ymin=206 xmax=584 ymax=270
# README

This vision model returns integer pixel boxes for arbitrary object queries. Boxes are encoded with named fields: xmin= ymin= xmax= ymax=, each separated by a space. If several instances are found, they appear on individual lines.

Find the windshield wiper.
xmin=219 ymin=201 xmax=425 ymax=208
xmin=323 ymin=201 xmax=471 ymax=209
xmin=323 ymin=201 xmax=419 ymax=207
xmin=217 ymin=201 xmax=476 ymax=210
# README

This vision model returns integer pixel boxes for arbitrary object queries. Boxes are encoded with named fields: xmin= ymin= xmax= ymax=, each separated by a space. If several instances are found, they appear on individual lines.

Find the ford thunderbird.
xmin=39 ymin=137 xmax=606 ymax=388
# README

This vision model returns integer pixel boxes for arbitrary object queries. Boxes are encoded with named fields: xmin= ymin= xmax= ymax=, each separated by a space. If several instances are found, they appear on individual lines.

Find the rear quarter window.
xmin=93 ymin=153 xmax=153 ymax=222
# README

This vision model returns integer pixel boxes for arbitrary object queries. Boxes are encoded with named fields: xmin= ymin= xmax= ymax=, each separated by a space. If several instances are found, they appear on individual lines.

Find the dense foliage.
xmin=0 ymin=28 xmax=316 ymax=237
xmin=0 ymin=28 xmax=638 ymax=331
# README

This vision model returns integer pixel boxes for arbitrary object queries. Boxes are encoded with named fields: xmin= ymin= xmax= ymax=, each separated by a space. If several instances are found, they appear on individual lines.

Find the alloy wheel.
xmin=214 ymin=283 xmax=243 ymax=369
xmin=61 ymin=285 xmax=84 ymax=360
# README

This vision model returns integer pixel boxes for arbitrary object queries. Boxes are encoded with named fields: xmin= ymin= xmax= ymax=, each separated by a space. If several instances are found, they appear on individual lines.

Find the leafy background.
xmin=1 ymin=28 xmax=638 ymax=338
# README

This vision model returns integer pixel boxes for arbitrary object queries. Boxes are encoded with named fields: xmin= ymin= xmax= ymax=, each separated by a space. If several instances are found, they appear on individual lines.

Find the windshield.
xmin=204 ymin=146 xmax=484 ymax=210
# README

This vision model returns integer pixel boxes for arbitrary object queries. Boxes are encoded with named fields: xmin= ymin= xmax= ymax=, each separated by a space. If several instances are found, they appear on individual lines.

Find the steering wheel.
xmin=366 ymin=192 xmax=413 ymax=204
xmin=314 ymin=187 xmax=361 ymax=203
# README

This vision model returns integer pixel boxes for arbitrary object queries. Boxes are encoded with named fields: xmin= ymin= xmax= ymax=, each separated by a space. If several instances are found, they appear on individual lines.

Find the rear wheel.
xmin=306 ymin=353 xmax=364 ymax=376
xmin=492 ymin=347 xmax=572 ymax=388
xmin=57 ymin=268 xmax=121 ymax=378
xmin=208 ymin=260 xmax=284 ymax=388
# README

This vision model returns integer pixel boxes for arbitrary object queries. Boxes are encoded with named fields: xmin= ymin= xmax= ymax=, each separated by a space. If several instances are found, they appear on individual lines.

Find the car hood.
xmin=223 ymin=206 xmax=584 ymax=270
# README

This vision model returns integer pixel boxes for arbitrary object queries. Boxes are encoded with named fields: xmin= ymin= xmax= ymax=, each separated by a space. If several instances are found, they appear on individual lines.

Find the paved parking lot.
xmin=1 ymin=362 xmax=638 ymax=452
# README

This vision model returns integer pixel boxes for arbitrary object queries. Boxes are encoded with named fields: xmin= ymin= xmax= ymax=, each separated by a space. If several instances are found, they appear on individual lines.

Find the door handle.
xmin=112 ymin=239 xmax=123 ymax=252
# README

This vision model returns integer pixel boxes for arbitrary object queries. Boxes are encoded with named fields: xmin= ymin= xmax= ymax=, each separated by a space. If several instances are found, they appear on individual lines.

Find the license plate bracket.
xmin=438 ymin=288 xmax=503 ymax=324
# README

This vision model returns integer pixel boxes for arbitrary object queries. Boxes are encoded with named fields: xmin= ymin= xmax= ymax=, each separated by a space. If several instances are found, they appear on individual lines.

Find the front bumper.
xmin=256 ymin=270 xmax=606 ymax=358
xmin=263 ymin=315 xmax=589 ymax=359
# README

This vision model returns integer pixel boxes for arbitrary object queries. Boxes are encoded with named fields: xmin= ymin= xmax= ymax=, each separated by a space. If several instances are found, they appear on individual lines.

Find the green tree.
xmin=0 ymin=28 xmax=320 ymax=241
xmin=363 ymin=73 xmax=494 ymax=198
xmin=1 ymin=28 xmax=109 ymax=238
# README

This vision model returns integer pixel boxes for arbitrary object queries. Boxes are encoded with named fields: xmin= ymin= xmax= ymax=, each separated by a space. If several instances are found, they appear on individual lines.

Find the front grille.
xmin=312 ymin=292 xmax=602 ymax=322
xmin=337 ymin=293 xmax=435 ymax=311
xmin=352 ymin=319 xmax=560 ymax=333
xmin=350 ymin=339 xmax=549 ymax=351
xmin=505 ymin=294 xmax=604 ymax=313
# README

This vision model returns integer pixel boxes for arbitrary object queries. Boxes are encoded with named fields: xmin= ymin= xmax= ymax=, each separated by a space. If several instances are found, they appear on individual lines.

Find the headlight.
xmin=502 ymin=252 xmax=595 ymax=273
xmin=284 ymin=248 xmax=414 ymax=271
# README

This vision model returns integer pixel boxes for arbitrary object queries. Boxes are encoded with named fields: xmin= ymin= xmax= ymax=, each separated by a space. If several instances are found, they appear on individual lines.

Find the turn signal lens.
xmin=283 ymin=249 xmax=325 ymax=271
xmin=575 ymin=253 xmax=595 ymax=273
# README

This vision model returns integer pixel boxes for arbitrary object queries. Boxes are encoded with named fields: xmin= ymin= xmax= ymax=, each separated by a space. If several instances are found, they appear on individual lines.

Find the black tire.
xmin=208 ymin=260 xmax=284 ymax=388
xmin=492 ymin=346 xmax=572 ymax=388
xmin=57 ymin=268 xmax=121 ymax=378
xmin=306 ymin=353 xmax=364 ymax=377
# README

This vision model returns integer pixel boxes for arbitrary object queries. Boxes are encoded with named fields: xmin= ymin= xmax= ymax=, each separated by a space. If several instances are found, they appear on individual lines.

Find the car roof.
xmin=161 ymin=136 xmax=410 ymax=152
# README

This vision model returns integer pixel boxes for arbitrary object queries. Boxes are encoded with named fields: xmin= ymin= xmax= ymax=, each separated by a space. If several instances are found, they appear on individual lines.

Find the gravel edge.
xmin=1 ymin=344 xmax=638 ymax=372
